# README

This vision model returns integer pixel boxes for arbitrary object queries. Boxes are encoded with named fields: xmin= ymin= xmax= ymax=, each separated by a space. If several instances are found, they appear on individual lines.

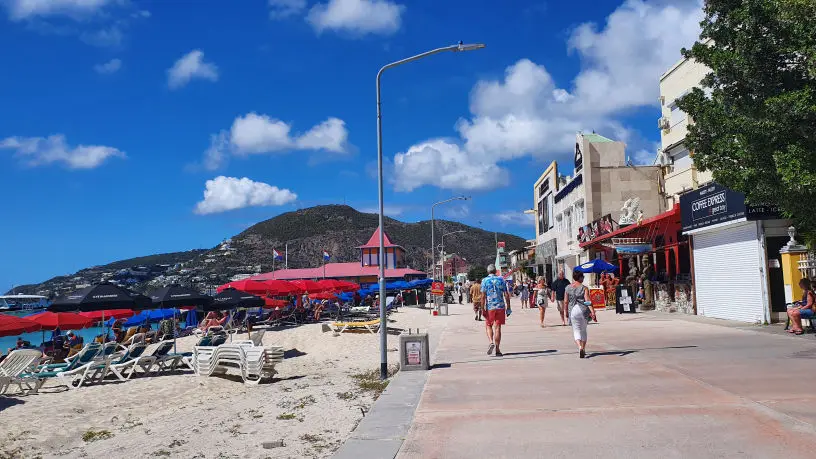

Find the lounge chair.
xmin=322 ymin=318 xmax=381 ymax=336
xmin=193 ymin=342 xmax=284 ymax=385
xmin=232 ymin=329 xmax=266 ymax=347
xmin=0 ymin=349 xmax=42 ymax=395
xmin=107 ymin=343 xmax=152 ymax=381
xmin=36 ymin=343 xmax=102 ymax=373
xmin=27 ymin=347 xmax=113 ymax=391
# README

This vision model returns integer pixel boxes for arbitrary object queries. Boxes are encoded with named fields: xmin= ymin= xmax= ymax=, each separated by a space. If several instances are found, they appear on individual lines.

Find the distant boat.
xmin=0 ymin=294 xmax=50 ymax=311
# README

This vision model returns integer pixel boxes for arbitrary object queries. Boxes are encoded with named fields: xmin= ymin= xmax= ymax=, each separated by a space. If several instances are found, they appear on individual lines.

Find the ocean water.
xmin=0 ymin=310 xmax=153 ymax=354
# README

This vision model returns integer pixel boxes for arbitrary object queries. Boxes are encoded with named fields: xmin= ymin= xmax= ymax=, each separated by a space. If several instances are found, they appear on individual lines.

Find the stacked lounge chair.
xmin=193 ymin=339 xmax=284 ymax=385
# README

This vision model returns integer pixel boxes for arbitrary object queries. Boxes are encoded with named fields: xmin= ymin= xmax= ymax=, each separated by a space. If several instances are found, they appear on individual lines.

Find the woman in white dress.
xmin=535 ymin=277 xmax=552 ymax=328
xmin=565 ymin=270 xmax=596 ymax=358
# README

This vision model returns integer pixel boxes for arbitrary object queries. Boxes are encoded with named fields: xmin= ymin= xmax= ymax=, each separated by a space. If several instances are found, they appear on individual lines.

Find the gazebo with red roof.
xmin=357 ymin=228 xmax=406 ymax=269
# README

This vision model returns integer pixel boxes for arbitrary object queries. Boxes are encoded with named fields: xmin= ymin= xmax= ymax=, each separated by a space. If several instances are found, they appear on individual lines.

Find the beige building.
xmin=533 ymin=132 xmax=663 ymax=282
xmin=658 ymin=55 xmax=713 ymax=207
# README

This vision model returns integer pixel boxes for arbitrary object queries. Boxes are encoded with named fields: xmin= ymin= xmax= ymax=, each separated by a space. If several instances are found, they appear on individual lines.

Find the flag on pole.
xmin=273 ymin=249 xmax=283 ymax=261
xmin=323 ymin=251 xmax=331 ymax=261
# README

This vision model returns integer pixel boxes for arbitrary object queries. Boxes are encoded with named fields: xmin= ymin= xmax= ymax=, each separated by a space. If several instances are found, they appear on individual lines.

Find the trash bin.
xmin=400 ymin=330 xmax=430 ymax=371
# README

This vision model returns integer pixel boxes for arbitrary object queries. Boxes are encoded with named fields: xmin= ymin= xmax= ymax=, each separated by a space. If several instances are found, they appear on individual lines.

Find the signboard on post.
xmin=616 ymin=285 xmax=636 ymax=314
xmin=431 ymin=282 xmax=444 ymax=296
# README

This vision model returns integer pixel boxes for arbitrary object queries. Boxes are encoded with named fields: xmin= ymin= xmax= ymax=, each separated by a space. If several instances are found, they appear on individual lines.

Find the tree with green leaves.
xmin=678 ymin=0 xmax=816 ymax=246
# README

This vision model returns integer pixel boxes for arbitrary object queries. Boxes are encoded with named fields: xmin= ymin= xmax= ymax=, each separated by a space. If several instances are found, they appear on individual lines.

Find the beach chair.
xmin=107 ymin=343 xmax=152 ymax=381
xmin=29 ymin=349 xmax=113 ymax=391
xmin=0 ymin=349 xmax=42 ymax=395
xmin=193 ymin=343 xmax=283 ymax=385
xmin=151 ymin=341 xmax=189 ymax=372
xmin=36 ymin=343 xmax=102 ymax=373
xmin=232 ymin=329 xmax=266 ymax=347
xmin=323 ymin=318 xmax=381 ymax=336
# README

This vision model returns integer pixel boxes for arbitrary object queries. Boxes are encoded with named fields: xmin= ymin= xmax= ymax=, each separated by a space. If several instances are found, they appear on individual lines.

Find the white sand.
xmin=0 ymin=307 xmax=433 ymax=459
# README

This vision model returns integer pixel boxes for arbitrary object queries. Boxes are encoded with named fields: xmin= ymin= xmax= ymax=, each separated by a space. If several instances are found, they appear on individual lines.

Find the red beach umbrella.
xmin=217 ymin=279 xmax=273 ymax=294
xmin=79 ymin=309 xmax=135 ymax=321
xmin=288 ymin=279 xmax=325 ymax=293
xmin=257 ymin=280 xmax=302 ymax=295
xmin=0 ymin=313 xmax=42 ymax=337
xmin=309 ymin=292 xmax=338 ymax=301
xmin=27 ymin=311 xmax=93 ymax=330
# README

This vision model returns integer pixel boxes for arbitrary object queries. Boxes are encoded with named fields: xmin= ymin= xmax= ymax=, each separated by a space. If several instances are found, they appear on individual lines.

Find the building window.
xmin=574 ymin=200 xmax=585 ymax=227
xmin=669 ymin=101 xmax=687 ymax=126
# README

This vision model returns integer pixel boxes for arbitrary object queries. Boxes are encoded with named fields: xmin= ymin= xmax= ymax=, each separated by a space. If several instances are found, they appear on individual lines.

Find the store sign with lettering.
xmin=680 ymin=183 xmax=748 ymax=232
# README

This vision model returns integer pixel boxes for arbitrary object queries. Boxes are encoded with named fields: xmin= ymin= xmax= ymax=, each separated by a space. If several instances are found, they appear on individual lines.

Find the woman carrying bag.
xmin=566 ymin=269 xmax=597 ymax=358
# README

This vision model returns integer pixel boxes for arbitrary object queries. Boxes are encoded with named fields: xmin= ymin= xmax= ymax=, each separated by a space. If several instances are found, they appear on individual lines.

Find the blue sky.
xmin=0 ymin=0 xmax=704 ymax=289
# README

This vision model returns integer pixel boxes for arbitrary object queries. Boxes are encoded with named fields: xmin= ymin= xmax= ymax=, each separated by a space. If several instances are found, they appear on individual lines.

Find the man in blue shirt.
xmin=481 ymin=264 xmax=511 ymax=357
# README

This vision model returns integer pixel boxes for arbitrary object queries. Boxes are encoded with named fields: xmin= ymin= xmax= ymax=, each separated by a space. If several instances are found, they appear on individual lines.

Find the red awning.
xmin=579 ymin=204 xmax=681 ymax=249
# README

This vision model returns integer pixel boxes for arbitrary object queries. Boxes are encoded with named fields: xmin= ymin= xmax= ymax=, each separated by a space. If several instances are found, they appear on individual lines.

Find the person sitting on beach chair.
xmin=63 ymin=331 xmax=84 ymax=357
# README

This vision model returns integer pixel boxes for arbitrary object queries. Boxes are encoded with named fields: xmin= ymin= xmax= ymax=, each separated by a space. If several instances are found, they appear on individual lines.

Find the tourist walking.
xmin=481 ymin=264 xmax=511 ymax=357
xmin=519 ymin=282 xmax=529 ymax=309
xmin=566 ymin=269 xmax=596 ymax=358
xmin=787 ymin=278 xmax=815 ymax=335
xmin=535 ymin=277 xmax=553 ymax=327
xmin=470 ymin=278 xmax=483 ymax=321
xmin=551 ymin=270 xmax=571 ymax=326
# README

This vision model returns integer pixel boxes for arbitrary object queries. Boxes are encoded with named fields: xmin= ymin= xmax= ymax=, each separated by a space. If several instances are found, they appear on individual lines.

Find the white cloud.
xmin=496 ymin=211 xmax=535 ymax=227
xmin=393 ymin=0 xmax=703 ymax=192
xmin=0 ymin=134 xmax=125 ymax=169
xmin=295 ymin=117 xmax=349 ymax=153
xmin=194 ymin=176 xmax=297 ymax=215
xmin=5 ymin=0 xmax=111 ymax=20
xmin=307 ymin=0 xmax=404 ymax=36
xmin=269 ymin=0 xmax=306 ymax=18
xmin=199 ymin=113 xmax=352 ymax=170
xmin=392 ymin=139 xmax=509 ymax=192
xmin=94 ymin=58 xmax=121 ymax=74
xmin=167 ymin=50 xmax=219 ymax=90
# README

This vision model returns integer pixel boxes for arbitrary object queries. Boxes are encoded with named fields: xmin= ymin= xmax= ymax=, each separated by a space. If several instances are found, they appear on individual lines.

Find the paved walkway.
xmin=396 ymin=299 xmax=816 ymax=458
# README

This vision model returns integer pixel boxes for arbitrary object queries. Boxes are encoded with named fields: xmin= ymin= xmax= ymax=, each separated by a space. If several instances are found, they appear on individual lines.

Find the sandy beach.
xmin=0 ymin=307 xmax=433 ymax=459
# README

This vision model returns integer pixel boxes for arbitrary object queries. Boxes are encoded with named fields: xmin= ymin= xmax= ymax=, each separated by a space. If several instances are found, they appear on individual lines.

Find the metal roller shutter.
xmin=693 ymin=222 xmax=765 ymax=323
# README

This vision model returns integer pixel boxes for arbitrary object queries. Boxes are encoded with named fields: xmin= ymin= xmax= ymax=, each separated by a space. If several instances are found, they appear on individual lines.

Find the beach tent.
xmin=385 ymin=281 xmax=411 ymax=291
xmin=407 ymin=278 xmax=433 ymax=289
xmin=575 ymin=259 xmax=618 ymax=274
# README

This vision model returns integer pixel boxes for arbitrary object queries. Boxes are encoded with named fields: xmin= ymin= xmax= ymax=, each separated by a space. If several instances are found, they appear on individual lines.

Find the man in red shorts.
xmin=481 ymin=264 xmax=511 ymax=357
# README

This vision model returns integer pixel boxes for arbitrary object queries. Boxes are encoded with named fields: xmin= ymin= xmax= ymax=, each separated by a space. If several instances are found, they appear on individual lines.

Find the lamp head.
xmin=455 ymin=42 xmax=486 ymax=52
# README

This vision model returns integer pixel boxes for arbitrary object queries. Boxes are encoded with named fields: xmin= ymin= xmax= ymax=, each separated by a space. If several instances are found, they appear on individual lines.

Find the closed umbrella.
xmin=27 ymin=312 xmax=92 ymax=330
xmin=208 ymin=288 xmax=264 ymax=311
xmin=0 ymin=314 xmax=41 ymax=337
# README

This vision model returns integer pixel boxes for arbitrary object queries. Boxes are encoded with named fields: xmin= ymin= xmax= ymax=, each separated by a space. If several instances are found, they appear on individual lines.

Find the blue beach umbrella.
xmin=575 ymin=259 xmax=618 ymax=274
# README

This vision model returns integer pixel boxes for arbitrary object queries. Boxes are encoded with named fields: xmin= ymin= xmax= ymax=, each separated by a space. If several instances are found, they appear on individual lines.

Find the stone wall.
xmin=654 ymin=282 xmax=695 ymax=315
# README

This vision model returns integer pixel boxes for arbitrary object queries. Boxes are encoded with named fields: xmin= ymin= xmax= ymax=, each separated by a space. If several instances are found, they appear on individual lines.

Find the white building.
xmin=661 ymin=53 xmax=790 ymax=323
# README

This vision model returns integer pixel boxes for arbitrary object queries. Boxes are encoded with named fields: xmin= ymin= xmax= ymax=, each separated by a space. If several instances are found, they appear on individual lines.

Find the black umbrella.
xmin=207 ymin=288 xmax=264 ymax=311
xmin=147 ymin=284 xmax=213 ymax=309
xmin=49 ymin=283 xmax=142 ymax=312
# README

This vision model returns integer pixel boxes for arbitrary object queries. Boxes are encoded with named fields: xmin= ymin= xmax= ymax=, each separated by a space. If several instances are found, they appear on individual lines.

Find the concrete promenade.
xmin=395 ymin=298 xmax=816 ymax=458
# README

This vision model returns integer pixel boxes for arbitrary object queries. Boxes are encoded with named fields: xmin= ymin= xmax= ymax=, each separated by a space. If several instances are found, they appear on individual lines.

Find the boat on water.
xmin=0 ymin=294 xmax=50 ymax=312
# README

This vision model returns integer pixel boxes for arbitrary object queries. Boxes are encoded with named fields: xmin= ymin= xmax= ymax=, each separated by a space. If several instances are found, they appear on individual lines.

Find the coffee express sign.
xmin=680 ymin=183 xmax=781 ymax=232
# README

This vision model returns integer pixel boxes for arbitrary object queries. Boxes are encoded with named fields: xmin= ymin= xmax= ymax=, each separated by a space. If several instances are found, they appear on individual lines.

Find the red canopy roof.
xmin=357 ymin=228 xmax=404 ymax=250
xmin=579 ymin=204 xmax=681 ymax=249
xmin=251 ymin=263 xmax=425 ymax=281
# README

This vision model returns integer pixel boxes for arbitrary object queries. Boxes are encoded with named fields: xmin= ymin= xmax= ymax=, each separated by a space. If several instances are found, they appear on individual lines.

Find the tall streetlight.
xmin=376 ymin=42 xmax=485 ymax=380
xmin=441 ymin=230 xmax=466 ymax=279
xmin=431 ymin=196 xmax=470 ymax=280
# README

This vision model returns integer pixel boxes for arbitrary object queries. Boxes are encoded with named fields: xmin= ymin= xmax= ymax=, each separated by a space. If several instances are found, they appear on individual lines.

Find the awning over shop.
xmin=579 ymin=204 xmax=681 ymax=252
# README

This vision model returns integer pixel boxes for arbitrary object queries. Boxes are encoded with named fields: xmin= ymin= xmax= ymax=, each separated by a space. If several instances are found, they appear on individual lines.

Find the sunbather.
xmin=64 ymin=331 xmax=84 ymax=357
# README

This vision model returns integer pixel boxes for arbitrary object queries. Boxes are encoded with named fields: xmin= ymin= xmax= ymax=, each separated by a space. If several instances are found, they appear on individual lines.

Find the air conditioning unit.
xmin=657 ymin=150 xmax=670 ymax=167
xmin=658 ymin=117 xmax=671 ymax=130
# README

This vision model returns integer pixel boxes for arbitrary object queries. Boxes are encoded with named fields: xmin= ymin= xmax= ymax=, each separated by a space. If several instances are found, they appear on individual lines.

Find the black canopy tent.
xmin=207 ymin=288 xmax=264 ymax=311
xmin=49 ymin=283 xmax=143 ymax=312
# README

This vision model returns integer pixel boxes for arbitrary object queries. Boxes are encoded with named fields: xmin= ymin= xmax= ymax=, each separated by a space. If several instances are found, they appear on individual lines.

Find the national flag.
xmin=323 ymin=251 xmax=331 ymax=261
xmin=273 ymin=249 xmax=283 ymax=261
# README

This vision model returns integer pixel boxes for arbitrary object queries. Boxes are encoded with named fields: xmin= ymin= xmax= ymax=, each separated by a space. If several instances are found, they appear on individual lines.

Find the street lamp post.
xmin=376 ymin=42 xmax=485 ymax=380
xmin=441 ymin=230 xmax=466 ymax=280
xmin=431 ymin=196 xmax=470 ymax=281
